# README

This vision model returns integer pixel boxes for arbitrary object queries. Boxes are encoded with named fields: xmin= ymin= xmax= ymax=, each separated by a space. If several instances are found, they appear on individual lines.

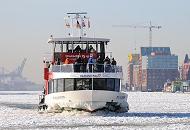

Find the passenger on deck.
xmin=111 ymin=58 xmax=117 ymax=65
xmin=56 ymin=58 xmax=61 ymax=65
xmin=104 ymin=56 xmax=111 ymax=72
xmin=64 ymin=57 xmax=70 ymax=64
xmin=89 ymin=45 xmax=95 ymax=52
xmin=104 ymin=56 xmax=111 ymax=64
xmin=85 ymin=44 xmax=89 ymax=52
xmin=82 ymin=55 xmax=88 ymax=72
xmin=111 ymin=58 xmax=117 ymax=72
xmin=96 ymin=56 xmax=104 ymax=72
xmin=75 ymin=55 xmax=82 ymax=72
xmin=88 ymin=54 xmax=96 ymax=72
xmin=74 ymin=45 xmax=82 ymax=52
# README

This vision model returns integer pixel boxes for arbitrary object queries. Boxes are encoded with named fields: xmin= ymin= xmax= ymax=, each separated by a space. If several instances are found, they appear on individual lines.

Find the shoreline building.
xmin=140 ymin=47 xmax=179 ymax=91
xmin=181 ymin=54 xmax=190 ymax=80
xmin=127 ymin=53 xmax=141 ymax=91
xmin=164 ymin=80 xmax=190 ymax=93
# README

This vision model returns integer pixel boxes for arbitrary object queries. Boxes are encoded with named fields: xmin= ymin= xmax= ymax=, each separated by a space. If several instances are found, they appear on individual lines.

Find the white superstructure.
xmin=40 ymin=12 xmax=129 ymax=112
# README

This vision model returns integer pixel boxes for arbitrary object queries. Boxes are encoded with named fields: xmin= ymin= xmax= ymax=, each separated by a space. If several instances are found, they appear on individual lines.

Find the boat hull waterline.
xmin=45 ymin=90 xmax=129 ymax=112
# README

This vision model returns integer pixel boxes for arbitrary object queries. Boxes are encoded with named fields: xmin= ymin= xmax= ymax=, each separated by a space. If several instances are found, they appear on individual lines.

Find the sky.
xmin=0 ymin=0 xmax=190 ymax=84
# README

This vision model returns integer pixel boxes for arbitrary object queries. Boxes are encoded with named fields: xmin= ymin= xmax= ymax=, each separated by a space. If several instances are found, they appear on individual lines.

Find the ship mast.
xmin=65 ymin=12 xmax=90 ymax=37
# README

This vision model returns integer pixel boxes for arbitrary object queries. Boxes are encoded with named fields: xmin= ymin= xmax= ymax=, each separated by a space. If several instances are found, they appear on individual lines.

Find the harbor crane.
xmin=113 ymin=21 xmax=161 ymax=47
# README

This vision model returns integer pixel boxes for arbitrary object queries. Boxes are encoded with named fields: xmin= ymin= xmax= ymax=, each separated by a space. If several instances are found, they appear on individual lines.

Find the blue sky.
xmin=0 ymin=0 xmax=190 ymax=83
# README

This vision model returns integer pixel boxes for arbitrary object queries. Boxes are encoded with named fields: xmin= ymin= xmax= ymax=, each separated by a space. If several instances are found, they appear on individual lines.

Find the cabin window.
xmin=48 ymin=80 xmax=53 ymax=94
xmin=53 ymin=79 xmax=58 ymax=92
xmin=74 ymin=78 xmax=92 ymax=90
xmin=57 ymin=79 xmax=64 ymax=92
xmin=100 ymin=43 xmax=105 ymax=53
xmin=48 ymin=78 xmax=120 ymax=93
xmin=62 ymin=44 xmax=67 ymax=52
xmin=93 ymin=79 xmax=106 ymax=90
xmin=93 ymin=78 xmax=120 ymax=91
xmin=68 ymin=43 xmax=74 ymax=52
xmin=65 ymin=79 xmax=74 ymax=91
xmin=115 ymin=79 xmax=120 ymax=92
xmin=48 ymin=79 xmax=74 ymax=93
xmin=89 ymin=44 xmax=96 ymax=52
xmin=79 ymin=44 xmax=89 ymax=52
xmin=107 ymin=79 xmax=115 ymax=91
xmin=55 ymin=43 xmax=62 ymax=52
xmin=73 ymin=44 xmax=85 ymax=52
xmin=97 ymin=44 xmax=101 ymax=53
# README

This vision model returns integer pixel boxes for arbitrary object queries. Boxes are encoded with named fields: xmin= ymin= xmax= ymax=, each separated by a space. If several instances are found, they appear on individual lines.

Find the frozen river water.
xmin=0 ymin=91 xmax=190 ymax=130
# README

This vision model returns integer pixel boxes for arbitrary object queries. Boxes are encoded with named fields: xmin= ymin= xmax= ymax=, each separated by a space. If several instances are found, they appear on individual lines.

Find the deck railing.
xmin=50 ymin=63 xmax=122 ymax=73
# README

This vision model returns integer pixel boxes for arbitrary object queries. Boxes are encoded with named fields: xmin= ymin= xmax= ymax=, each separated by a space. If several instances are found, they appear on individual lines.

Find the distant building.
xmin=181 ymin=54 xmax=190 ymax=80
xmin=127 ymin=53 xmax=141 ymax=91
xmin=164 ymin=80 xmax=190 ymax=93
xmin=132 ymin=64 xmax=141 ymax=91
xmin=163 ymin=80 xmax=172 ymax=92
xmin=140 ymin=47 xmax=179 ymax=91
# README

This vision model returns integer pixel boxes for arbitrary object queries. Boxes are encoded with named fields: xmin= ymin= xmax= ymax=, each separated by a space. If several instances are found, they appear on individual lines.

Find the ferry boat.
xmin=39 ymin=12 xmax=129 ymax=112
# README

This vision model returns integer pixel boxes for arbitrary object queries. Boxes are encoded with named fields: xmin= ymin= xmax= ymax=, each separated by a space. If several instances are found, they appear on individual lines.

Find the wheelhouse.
xmin=48 ymin=37 xmax=109 ymax=64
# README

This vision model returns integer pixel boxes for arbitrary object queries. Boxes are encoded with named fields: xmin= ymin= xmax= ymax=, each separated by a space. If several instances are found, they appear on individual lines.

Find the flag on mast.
xmin=65 ymin=23 xmax=70 ymax=28
xmin=76 ymin=20 xmax=81 ymax=29
xmin=88 ymin=19 xmax=90 ymax=28
xmin=64 ymin=17 xmax=70 ymax=28
xmin=82 ymin=20 xmax=86 ymax=27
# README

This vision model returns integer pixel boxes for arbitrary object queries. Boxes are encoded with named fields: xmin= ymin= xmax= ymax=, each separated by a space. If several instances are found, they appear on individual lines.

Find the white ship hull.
xmin=45 ymin=90 xmax=129 ymax=112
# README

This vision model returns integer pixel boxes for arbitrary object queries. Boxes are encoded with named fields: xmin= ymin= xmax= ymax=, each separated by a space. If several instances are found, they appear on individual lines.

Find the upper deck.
xmin=46 ymin=35 xmax=112 ymax=65
xmin=44 ymin=12 xmax=122 ymax=80
xmin=43 ymin=13 xmax=123 ymax=94
xmin=49 ymin=63 xmax=123 ymax=79
xmin=48 ymin=37 xmax=110 ymax=44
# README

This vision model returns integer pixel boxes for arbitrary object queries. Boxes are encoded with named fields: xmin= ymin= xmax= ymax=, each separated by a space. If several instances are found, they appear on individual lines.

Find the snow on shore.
xmin=1 ymin=91 xmax=190 ymax=129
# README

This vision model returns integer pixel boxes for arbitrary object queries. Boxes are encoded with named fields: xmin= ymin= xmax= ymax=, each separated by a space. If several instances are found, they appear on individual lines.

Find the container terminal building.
xmin=127 ymin=47 xmax=179 ymax=92
xmin=140 ymin=47 xmax=179 ymax=91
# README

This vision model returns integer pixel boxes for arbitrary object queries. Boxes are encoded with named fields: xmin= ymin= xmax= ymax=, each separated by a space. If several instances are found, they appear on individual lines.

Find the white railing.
xmin=50 ymin=64 xmax=122 ymax=73
xmin=51 ymin=64 xmax=74 ymax=72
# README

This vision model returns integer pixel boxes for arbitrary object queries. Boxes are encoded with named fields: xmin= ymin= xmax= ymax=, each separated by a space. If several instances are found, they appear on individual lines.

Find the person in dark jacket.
xmin=111 ymin=58 xmax=117 ymax=72
xmin=104 ymin=56 xmax=111 ymax=72
xmin=96 ymin=56 xmax=104 ymax=72
xmin=82 ymin=55 xmax=88 ymax=72
xmin=111 ymin=58 xmax=117 ymax=65
xmin=75 ymin=55 xmax=82 ymax=72
xmin=104 ymin=56 xmax=111 ymax=64
xmin=74 ymin=45 xmax=82 ymax=52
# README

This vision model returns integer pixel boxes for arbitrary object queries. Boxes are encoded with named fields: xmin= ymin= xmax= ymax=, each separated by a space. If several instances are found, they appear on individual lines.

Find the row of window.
xmin=48 ymin=78 xmax=120 ymax=94
xmin=54 ymin=43 xmax=105 ymax=53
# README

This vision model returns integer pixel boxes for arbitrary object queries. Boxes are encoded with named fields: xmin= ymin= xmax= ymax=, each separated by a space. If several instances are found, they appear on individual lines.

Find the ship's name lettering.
xmin=80 ymin=74 xmax=101 ymax=78
xmin=65 ymin=55 xmax=78 ymax=58
xmin=53 ymin=96 xmax=65 ymax=99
